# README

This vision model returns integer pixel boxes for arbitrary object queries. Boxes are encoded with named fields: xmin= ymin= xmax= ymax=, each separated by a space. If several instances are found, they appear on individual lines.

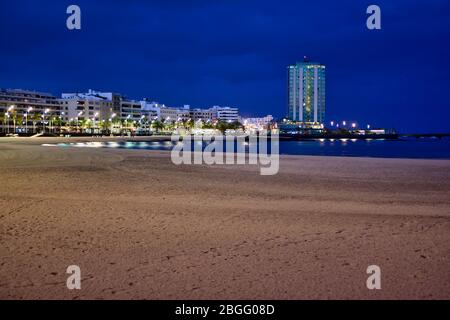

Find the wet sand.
xmin=0 ymin=137 xmax=449 ymax=299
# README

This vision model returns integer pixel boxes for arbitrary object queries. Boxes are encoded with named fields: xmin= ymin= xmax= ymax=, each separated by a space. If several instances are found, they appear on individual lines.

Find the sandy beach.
xmin=0 ymin=137 xmax=449 ymax=300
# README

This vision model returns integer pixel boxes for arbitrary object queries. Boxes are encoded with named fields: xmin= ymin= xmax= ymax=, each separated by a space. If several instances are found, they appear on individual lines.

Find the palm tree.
xmin=78 ymin=119 xmax=88 ymax=133
xmin=185 ymin=119 xmax=194 ymax=132
xmin=11 ymin=110 xmax=18 ymax=133
xmin=0 ymin=113 xmax=5 ymax=134
xmin=52 ymin=116 xmax=63 ymax=134
xmin=111 ymin=118 xmax=121 ymax=135
xmin=217 ymin=121 xmax=229 ymax=134
xmin=16 ymin=115 xmax=24 ymax=134
xmin=99 ymin=120 xmax=110 ymax=134
xmin=228 ymin=121 xmax=243 ymax=132
xmin=31 ymin=113 xmax=41 ymax=134
xmin=202 ymin=122 xmax=214 ymax=130
xmin=164 ymin=120 xmax=175 ymax=133
xmin=152 ymin=120 xmax=164 ymax=133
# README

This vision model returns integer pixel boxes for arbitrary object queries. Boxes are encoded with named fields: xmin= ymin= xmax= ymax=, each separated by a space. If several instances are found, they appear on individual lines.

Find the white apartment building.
xmin=242 ymin=115 xmax=273 ymax=126
xmin=189 ymin=108 xmax=215 ymax=122
xmin=1 ymin=88 xmax=60 ymax=116
xmin=83 ymin=89 xmax=122 ymax=115
xmin=242 ymin=115 xmax=274 ymax=132
xmin=61 ymin=89 xmax=144 ymax=122
xmin=140 ymin=102 xmax=240 ymax=123
xmin=60 ymin=92 xmax=113 ymax=122
xmin=0 ymin=88 xmax=61 ymax=133
xmin=141 ymin=101 xmax=191 ymax=122
xmin=120 ymin=100 xmax=142 ymax=121
xmin=140 ymin=101 xmax=163 ymax=119
xmin=210 ymin=106 xmax=239 ymax=122
xmin=2 ymin=87 xmax=243 ymax=135
xmin=160 ymin=106 xmax=190 ymax=122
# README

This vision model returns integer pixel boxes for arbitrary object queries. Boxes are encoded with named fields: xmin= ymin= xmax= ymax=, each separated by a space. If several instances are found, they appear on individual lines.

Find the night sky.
xmin=1 ymin=0 xmax=449 ymax=133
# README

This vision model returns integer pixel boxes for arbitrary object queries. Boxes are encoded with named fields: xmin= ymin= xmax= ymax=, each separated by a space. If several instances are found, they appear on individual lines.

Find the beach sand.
xmin=0 ymin=137 xmax=449 ymax=299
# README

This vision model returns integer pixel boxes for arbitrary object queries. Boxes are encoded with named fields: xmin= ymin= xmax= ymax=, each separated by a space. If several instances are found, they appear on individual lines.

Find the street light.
xmin=110 ymin=113 xmax=117 ymax=135
xmin=89 ymin=112 xmax=99 ymax=135
xmin=58 ymin=112 xmax=65 ymax=134
xmin=8 ymin=105 xmax=16 ymax=133
xmin=140 ymin=115 xmax=147 ymax=135
xmin=125 ymin=115 xmax=132 ymax=134
xmin=43 ymin=109 xmax=50 ymax=134
xmin=76 ymin=111 xmax=83 ymax=133
xmin=25 ymin=107 xmax=33 ymax=134
xmin=5 ymin=112 xmax=10 ymax=134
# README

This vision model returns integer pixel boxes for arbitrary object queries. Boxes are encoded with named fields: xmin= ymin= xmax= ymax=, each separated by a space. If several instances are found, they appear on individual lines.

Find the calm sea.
xmin=54 ymin=137 xmax=450 ymax=159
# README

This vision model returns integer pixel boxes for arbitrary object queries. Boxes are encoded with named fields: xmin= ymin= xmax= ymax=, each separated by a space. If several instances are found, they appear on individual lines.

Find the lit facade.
xmin=0 ymin=88 xmax=60 ymax=117
xmin=211 ymin=106 xmax=239 ymax=122
xmin=60 ymin=92 xmax=113 ymax=122
xmin=0 ymin=88 xmax=61 ymax=133
xmin=287 ymin=60 xmax=326 ymax=124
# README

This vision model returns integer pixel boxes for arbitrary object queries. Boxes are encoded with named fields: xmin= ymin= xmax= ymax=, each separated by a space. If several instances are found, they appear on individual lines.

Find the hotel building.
xmin=120 ymin=100 xmax=142 ymax=121
xmin=60 ymin=91 xmax=114 ymax=122
xmin=189 ymin=107 xmax=215 ymax=122
xmin=242 ymin=115 xmax=274 ymax=133
xmin=1 ymin=87 xmax=241 ymax=134
xmin=0 ymin=88 xmax=61 ymax=133
xmin=242 ymin=115 xmax=273 ymax=126
xmin=210 ymin=106 xmax=239 ymax=122
xmin=61 ymin=90 xmax=144 ymax=122
xmin=287 ymin=59 xmax=326 ymax=124
xmin=140 ymin=101 xmax=240 ymax=123
xmin=186 ymin=106 xmax=239 ymax=123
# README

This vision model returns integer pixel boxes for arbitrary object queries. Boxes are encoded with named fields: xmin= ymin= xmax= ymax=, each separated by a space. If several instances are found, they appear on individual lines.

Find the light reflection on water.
xmin=45 ymin=138 xmax=450 ymax=159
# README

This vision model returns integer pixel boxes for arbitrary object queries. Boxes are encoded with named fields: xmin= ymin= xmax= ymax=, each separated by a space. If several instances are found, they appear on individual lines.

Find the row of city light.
xmin=4 ymin=105 xmax=371 ymax=131
xmin=329 ymin=121 xmax=371 ymax=130
xmin=5 ymin=105 xmax=53 ymax=117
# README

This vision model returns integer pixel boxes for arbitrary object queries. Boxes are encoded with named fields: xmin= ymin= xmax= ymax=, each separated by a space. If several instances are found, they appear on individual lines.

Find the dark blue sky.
xmin=1 ymin=0 xmax=449 ymax=132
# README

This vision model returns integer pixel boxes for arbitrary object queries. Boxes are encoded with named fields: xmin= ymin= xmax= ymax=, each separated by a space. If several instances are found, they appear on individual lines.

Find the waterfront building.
xmin=242 ymin=115 xmax=274 ymax=133
xmin=189 ymin=108 xmax=215 ymax=122
xmin=141 ymin=100 xmax=190 ymax=122
xmin=60 ymin=92 xmax=113 ymax=123
xmin=157 ymin=106 xmax=187 ymax=122
xmin=85 ymin=89 xmax=122 ymax=116
xmin=140 ymin=101 xmax=238 ymax=123
xmin=210 ymin=106 xmax=239 ymax=122
xmin=140 ymin=101 xmax=160 ymax=121
xmin=140 ymin=100 xmax=163 ymax=120
xmin=120 ymin=99 xmax=142 ymax=121
xmin=287 ymin=58 xmax=326 ymax=124
xmin=62 ymin=89 xmax=145 ymax=122
xmin=242 ymin=115 xmax=273 ymax=126
xmin=0 ymin=88 xmax=61 ymax=133
xmin=1 ymin=87 xmax=241 ymax=134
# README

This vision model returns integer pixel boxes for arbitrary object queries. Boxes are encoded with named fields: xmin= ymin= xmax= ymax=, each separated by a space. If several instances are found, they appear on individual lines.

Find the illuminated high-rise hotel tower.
xmin=287 ymin=58 xmax=326 ymax=124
